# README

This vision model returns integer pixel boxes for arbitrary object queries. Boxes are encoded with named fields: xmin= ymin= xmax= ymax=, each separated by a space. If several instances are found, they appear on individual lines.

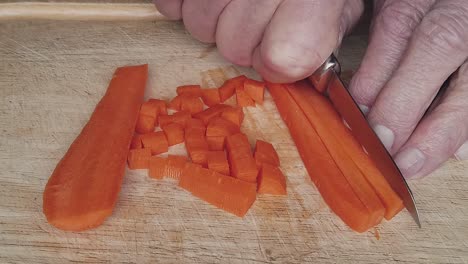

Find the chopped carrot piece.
xmin=244 ymin=79 xmax=265 ymax=104
xmin=139 ymin=101 xmax=159 ymax=118
xmin=257 ymin=164 xmax=287 ymax=195
xmin=135 ymin=114 xmax=156 ymax=134
xmin=186 ymin=118 xmax=206 ymax=130
xmin=162 ymin=123 xmax=185 ymax=146
xmin=230 ymin=156 xmax=258 ymax=183
xmin=207 ymin=151 xmax=230 ymax=176
xmin=193 ymin=104 xmax=231 ymax=125
xmin=185 ymin=129 xmax=209 ymax=166
xmin=148 ymin=156 xmax=167 ymax=179
xmin=225 ymin=133 xmax=250 ymax=153
xmin=158 ymin=111 xmax=191 ymax=127
xmin=228 ymin=146 xmax=252 ymax=162
xmin=254 ymin=140 xmax=280 ymax=167
xmin=221 ymin=107 xmax=244 ymax=126
xmin=206 ymin=136 xmax=225 ymax=151
xmin=176 ymin=85 xmax=202 ymax=97
xmin=127 ymin=148 xmax=152 ymax=170
xmin=236 ymin=88 xmax=255 ymax=107
xmin=130 ymin=134 xmax=143 ymax=149
xmin=180 ymin=96 xmax=204 ymax=114
xmin=168 ymin=95 xmax=183 ymax=111
xmin=219 ymin=75 xmax=246 ymax=102
xmin=179 ymin=164 xmax=257 ymax=217
xmin=201 ymin=88 xmax=221 ymax=106
xmin=166 ymin=155 xmax=187 ymax=179
xmin=148 ymin=98 xmax=167 ymax=115
xmin=206 ymin=117 xmax=240 ymax=137
xmin=141 ymin=131 xmax=169 ymax=155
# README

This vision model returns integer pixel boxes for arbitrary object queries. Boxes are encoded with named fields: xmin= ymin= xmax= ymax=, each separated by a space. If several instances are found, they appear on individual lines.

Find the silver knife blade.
xmin=309 ymin=55 xmax=421 ymax=227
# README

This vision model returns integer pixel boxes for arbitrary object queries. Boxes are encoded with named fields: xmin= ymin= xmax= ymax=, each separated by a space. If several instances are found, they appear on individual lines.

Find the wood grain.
xmin=0 ymin=3 xmax=467 ymax=264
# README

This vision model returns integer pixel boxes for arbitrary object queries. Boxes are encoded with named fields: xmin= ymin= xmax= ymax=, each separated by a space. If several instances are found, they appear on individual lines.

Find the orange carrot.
xmin=162 ymin=122 xmax=185 ymax=146
xmin=135 ymin=114 xmax=156 ymax=134
xmin=289 ymin=81 xmax=402 ymax=220
xmin=166 ymin=155 xmax=187 ymax=179
xmin=219 ymin=75 xmax=246 ymax=102
xmin=201 ymin=88 xmax=221 ymax=106
xmin=236 ymin=88 xmax=255 ymax=107
xmin=230 ymin=156 xmax=258 ymax=183
xmin=180 ymin=96 xmax=204 ymax=114
xmin=149 ymin=156 xmax=166 ymax=179
xmin=185 ymin=129 xmax=209 ymax=166
xmin=186 ymin=118 xmax=206 ymax=131
xmin=127 ymin=148 xmax=152 ymax=169
xmin=267 ymin=82 xmax=373 ymax=232
xmin=179 ymin=163 xmax=257 ymax=217
xmin=206 ymin=136 xmax=225 ymax=151
xmin=225 ymin=133 xmax=250 ymax=153
xmin=221 ymin=107 xmax=244 ymax=126
xmin=206 ymin=117 xmax=240 ymax=137
xmin=244 ymin=79 xmax=265 ymax=104
xmin=257 ymin=164 xmax=287 ymax=195
xmin=141 ymin=131 xmax=169 ymax=155
xmin=193 ymin=104 xmax=231 ymax=125
xmin=43 ymin=64 xmax=147 ymax=231
xmin=130 ymin=134 xmax=143 ymax=149
xmin=148 ymin=98 xmax=167 ymax=115
xmin=168 ymin=95 xmax=183 ymax=111
xmin=159 ymin=111 xmax=191 ymax=127
xmin=207 ymin=151 xmax=230 ymax=176
xmin=177 ymin=85 xmax=202 ymax=97
xmin=254 ymin=140 xmax=280 ymax=167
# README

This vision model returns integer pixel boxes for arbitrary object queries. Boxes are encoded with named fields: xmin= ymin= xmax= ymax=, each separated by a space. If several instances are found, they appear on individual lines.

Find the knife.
xmin=309 ymin=54 xmax=421 ymax=227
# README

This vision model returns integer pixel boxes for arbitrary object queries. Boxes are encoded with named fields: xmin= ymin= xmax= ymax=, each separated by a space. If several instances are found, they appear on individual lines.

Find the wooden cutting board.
xmin=0 ymin=2 xmax=467 ymax=263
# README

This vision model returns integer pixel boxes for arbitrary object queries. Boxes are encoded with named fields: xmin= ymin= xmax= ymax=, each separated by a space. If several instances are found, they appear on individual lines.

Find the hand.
xmin=349 ymin=0 xmax=468 ymax=179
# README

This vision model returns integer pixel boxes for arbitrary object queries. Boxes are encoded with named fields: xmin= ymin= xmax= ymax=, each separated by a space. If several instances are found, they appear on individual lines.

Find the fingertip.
xmin=153 ymin=0 xmax=182 ymax=20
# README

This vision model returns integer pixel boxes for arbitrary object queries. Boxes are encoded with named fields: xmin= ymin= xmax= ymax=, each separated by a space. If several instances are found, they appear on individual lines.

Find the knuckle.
xmin=376 ymin=0 xmax=425 ymax=40
xmin=218 ymin=43 xmax=252 ymax=66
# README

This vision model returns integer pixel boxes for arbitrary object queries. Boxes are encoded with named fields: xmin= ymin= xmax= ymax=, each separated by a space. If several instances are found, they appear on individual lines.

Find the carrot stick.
xmin=43 ymin=64 xmax=147 ymax=231
xmin=244 ymin=79 xmax=265 ymax=104
xmin=289 ymin=81 xmax=403 ymax=220
xmin=267 ymin=82 xmax=372 ymax=232
xmin=219 ymin=75 xmax=246 ymax=102
xmin=176 ymin=84 xmax=202 ymax=97
xmin=201 ymin=88 xmax=221 ymax=106
xmin=193 ymin=104 xmax=230 ymax=125
xmin=161 ymin=122 xmax=185 ymax=146
xmin=257 ymin=164 xmax=287 ymax=195
xmin=127 ymin=148 xmax=152 ymax=169
xmin=220 ymin=107 xmax=244 ymax=127
xmin=141 ymin=131 xmax=169 ymax=155
xmin=179 ymin=163 xmax=257 ymax=217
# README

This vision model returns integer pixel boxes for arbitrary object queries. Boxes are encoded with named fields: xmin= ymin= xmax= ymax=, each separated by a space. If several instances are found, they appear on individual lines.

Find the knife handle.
xmin=308 ymin=54 xmax=341 ymax=94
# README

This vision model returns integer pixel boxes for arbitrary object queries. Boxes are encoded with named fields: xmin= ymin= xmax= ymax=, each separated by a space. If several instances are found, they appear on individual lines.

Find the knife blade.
xmin=309 ymin=55 xmax=421 ymax=227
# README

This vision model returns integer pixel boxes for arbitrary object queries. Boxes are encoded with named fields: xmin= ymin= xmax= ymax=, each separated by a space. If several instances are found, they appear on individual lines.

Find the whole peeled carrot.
xmin=43 ymin=64 xmax=148 ymax=231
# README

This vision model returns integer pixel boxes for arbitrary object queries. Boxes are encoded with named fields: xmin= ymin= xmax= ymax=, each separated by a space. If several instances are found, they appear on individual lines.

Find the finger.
xmin=181 ymin=0 xmax=232 ymax=43
xmin=153 ymin=0 xmax=183 ymax=20
xmin=455 ymin=141 xmax=468 ymax=160
xmin=394 ymin=62 xmax=468 ymax=178
xmin=216 ymin=0 xmax=282 ymax=66
xmin=252 ymin=0 xmax=348 ymax=83
xmin=339 ymin=0 xmax=365 ymax=42
xmin=349 ymin=0 xmax=434 ymax=111
xmin=367 ymin=1 xmax=468 ymax=154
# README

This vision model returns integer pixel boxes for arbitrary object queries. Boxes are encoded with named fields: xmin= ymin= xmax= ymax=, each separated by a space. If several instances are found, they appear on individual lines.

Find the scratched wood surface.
xmin=1 ymin=3 xmax=468 ymax=264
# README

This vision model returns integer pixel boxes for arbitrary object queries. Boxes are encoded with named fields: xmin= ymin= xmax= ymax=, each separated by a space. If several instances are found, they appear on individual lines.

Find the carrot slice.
xmin=267 ymin=82 xmax=372 ymax=232
xmin=206 ymin=136 xmax=225 ymax=151
xmin=289 ymin=81 xmax=402 ymax=220
xmin=179 ymin=164 xmax=256 ymax=217
xmin=135 ymin=114 xmax=156 ymax=134
xmin=207 ymin=151 xmax=230 ymax=176
xmin=148 ymin=98 xmax=167 ymax=115
xmin=236 ymin=88 xmax=255 ymax=107
xmin=221 ymin=107 xmax=244 ymax=127
xmin=201 ymin=88 xmax=221 ymax=106
xmin=257 ymin=164 xmax=287 ymax=195
xmin=162 ymin=122 xmax=185 ymax=146
xmin=244 ymin=79 xmax=265 ymax=104
xmin=177 ymin=85 xmax=202 ymax=97
xmin=206 ymin=117 xmax=240 ymax=137
xmin=127 ymin=148 xmax=152 ymax=169
xmin=219 ymin=75 xmax=246 ymax=102
xmin=230 ymin=156 xmax=258 ymax=183
xmin=130 ymin=134 xmax=143 ymax=149
xmin=159 ymin=111 xmax=191 ymax=128
xmin=166 ymin=155 xmax=187 ymax=179
xmin=180 ymin=96 xmax=204 ymax=114
xmin=149 ymin=156 xmax=167 ymax=179
xmin=254 ymin=140 xmax=280 ymax=167
xmin=168 ymin=95 xmax=183 ymax=111
xmin=193 ymin=104 xmax=231 ymax=125
xmin=141 ymin=131 xmax=169 ymax=155
xmin=43 ymin=64 xmax=147 ymax=231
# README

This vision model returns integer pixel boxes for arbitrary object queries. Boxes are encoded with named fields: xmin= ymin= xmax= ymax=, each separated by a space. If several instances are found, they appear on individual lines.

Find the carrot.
xmin=201 ymin=88 xmax=221 ymax=106
xmin=244 ymin=79 xmax=265 ymax=104
xmin=148 ymin=98 xmax=167 ymax=115
xmin=168 ymin=95 xmax=183 ymax=111
xmin=180 ymin=96 xmax=204 ymax=114
xmin=149 ymin=156 xmax=166 ymax=179
xmin=162 ymin=122 xmax=185 ymax=146
xmin=179 ymin=163 xmax=257 ymax=217
xmin=127 ymin=148 xmax=152 ymax=169
xmin=225 ymin=133 xmax=250 ymax=153
xmin=159 ymin=111 xmax=191 ymax=127
xmin=186 ymin=118 xmax=206 ymax=131
xmin=219 ymin=75 xmax=246 ymax=102
xmin=193 ymin=104 xmax=231 ymax=125
xmin=236 ymin=88 xmax=255 ymax=107
xmin=207 ymin=151 xmax=230 ymax=176
xmin=230 ymin=156 xmax=258 ymax=183
xmin=221 ymin=107 xmax=244 ymax=127
xmin=130 ymin=134 xmax=143 ymax=149
xmin=257 ymin=164 xmax=287 ymax=195
xmin=43 ymin=64 xmax=147 ymax=231
xmin=206 ymin=117 xmax=240 ymax=137
xmin=166 ymin=155 xmax=187 ymax=179
xmin=135 ymin=114 xmax=156 ymax=134
xmin=141 ymin=131 xmax=169 ymax=155
xmin=290 ymin=81 xmax=402 ymax=220
xmin=177 ymin=84 xmax=202 ymax=97
xmin=254 ymin=140 xmax=280 ymax=167
xmin=185 ymin=128 xmax=209 ymax=166
xmin=206 ymin=136 xmax=225 ymax=151
xmin=267 ymin=82 xmax=373 ymax=232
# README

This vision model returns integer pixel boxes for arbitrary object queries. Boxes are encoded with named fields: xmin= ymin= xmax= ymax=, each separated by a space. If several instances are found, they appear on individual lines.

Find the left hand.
xmin=349 ymin=0 xmax=468 ymax=179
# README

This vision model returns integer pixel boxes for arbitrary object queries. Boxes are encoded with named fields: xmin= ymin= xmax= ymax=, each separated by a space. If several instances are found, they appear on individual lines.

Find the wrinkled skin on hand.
xmin=154 ymin=0 xmax=468 ymax=179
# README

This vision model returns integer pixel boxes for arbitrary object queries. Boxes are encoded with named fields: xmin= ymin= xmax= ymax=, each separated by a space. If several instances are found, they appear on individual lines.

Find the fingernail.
xmin=358 ymin=104 xmax=369 ymax=115
xmin=394 ymin=148 xmax=426 ymax=178
xmin=454 ymin=141 xmax=468 ymax=160
xmin=372 ymin=124 xmax=394 ymax=151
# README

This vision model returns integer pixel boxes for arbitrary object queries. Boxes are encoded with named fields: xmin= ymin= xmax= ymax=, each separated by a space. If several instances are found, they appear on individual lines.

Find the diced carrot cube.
xmin=225 ymin=133 xmax=250 ymax=153
xmin=158 ymin=111 xmax=191 ymax=127
xmin=186 ymin=118 xmax=205 ymax=130
xmin=148 ymin=156 xmax=167 ymax=179
xmin=206 ymin=117 xmax=240 ymax=137
xmin=230 ymin=156 xmax=258 ymax=183
xmin=141 ymin=131 xmax=169 ymax=155
xmin=168 ymin=95 xmax=183 ymax=111
xmin=166 ymin=155 xmax=187 ymax=179
xmin=130 ymin=134 xmax=143 ymax=149
xmin=254 ymin=140 xmax=280 ymax=167
xmin=201 ymin=88 xmax=221 ymax=107
xmin=219 ymin=75 xmax=247 ymax=102
xmin=257 ymin=164 xmax=287 ymax=195
xmin=176 ymin=85 xmax=202 ymax=97
xmin=193 ymin=104 xmax=231 ymax=125
xmin=180 ymin=96 xmax=204 ymax=114
xmin=244 ymin=79 xmax=265 ymax=104
xmin=148 ymin=98 xmax=167 ymax=115
xmin=207 ymin=151 xmax=230 ymax=176
xmin=162 ymin=123 xmax=185 ymax=146
xmin=135 ymin=114 xmax=156 ymax=134
xmin=206 ymin=136 xmax=225 ymax=151
xmin=221 ymin=107 xmax=244 ymax=127
xmin=127 ymin=148 xmax=152 ymax=169
xmin=139 ymin=101 xmax=159 ymax=118
xmin=236 ymin=88 xmax=255 ymax=107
